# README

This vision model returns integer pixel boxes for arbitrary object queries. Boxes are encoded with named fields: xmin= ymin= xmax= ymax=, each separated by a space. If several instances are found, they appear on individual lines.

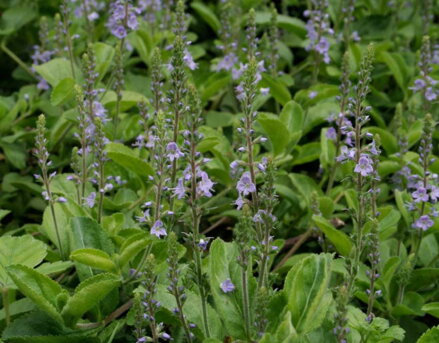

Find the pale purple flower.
xmin=413 ymin=215 xmax=434 ymax=231
xmin=425 ymin=87 xmax=437 ymax=101
xmin=411 ymin=79 xmax=426 ymax=91
xmin=183 ymin=49 xmax=197 ymax=70
xmin=230 ymin=160 xmax=239 ymax=170
xmin=370 ymin=140 xmax=380 ymax=155
xmin=111 ymin=25 xmax=127 ymax=39
xmin=260 ymin=87 xmax=270 ymax=96
xmin=174 ymin=178 xmax=186 ymax=199
xmin=151 ymin=220 xmax=167 ymax=238
xmin=216 ymin=52 xmax=238 ymax=72
xmin=237 ymin=171 xmax=256 ymax=196
xmin=166 ymin=142 xmax=184 ymax=162
xmin=253 ymin=210 xmax=276 ymax=223
xmin=235 ymin=196 xmax=244 ymax=210
xmin=309 ymin=91 xmax=318 ymax=99
xmin=412 ymin=187 xmax=429 ymax=203
xmin=326 ymin=127 xmax=336 ymax=140
xmin=85 ymin=192 xmax=96 ymax=208
xmin=354 ymin=154 xmax=374 ymax=176
xmin=337 ymin=146 xmax=355 ymax=163
xmin=108 ymin=0 xmax=139 ymax=39
xmin=198 ymin=171 xmax=214 ymax=197
xmin=57 ymin=197 xmax=68 ymax=203
xmin=429 ymin=185 xmax=439 ymax=202
xmin=136 ymin=210 xmax=150 ymax=223
xmin=220 ymin=278 xmax=235 ymax=293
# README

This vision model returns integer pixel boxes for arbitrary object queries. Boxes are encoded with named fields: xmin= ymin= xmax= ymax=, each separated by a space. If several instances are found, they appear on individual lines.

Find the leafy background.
xmin=0 ymin=0 xmax=437 ymax=342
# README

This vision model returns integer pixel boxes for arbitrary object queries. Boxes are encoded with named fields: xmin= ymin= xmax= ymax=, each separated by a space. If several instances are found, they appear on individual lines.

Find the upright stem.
xmin=2 ymin=288 xmax=10 ymax=325
xmin=189 ymin=135 xmax=210 ymax=338
xmin=97 ymin=163 xmax=104 ymax=223
xmin=61 ymin=14 xmax=76 ymax=79
xmin=44 ymin=172 xmax=65 ymax=259
xmin=241 ymin=254 xmax=252 ymax=341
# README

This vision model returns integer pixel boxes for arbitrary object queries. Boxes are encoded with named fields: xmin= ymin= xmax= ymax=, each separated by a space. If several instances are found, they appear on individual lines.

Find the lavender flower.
xmin=413 ymin=215 xmax=434 ymax=231
xmin=107 ymin=0 xmax=140 ymax=39
xmin=166 ymin=142 xmax=184 ymax=162
xmin=411 ymin=36 xmax=438 ymax=108
xmin=197 ymin=171 xmax=215 ymax=198
xmin=354 ymin=154 xmax=374 ymax=177
xmin=237 ymin=172 xmax=256 ymax=196
xmin=151 ymin=220 xmax=167 ymax=238
xmin=220 ymin=279 xmax=235 ymax=293
xmin=304 ymin=0 xmax=333 ymax=64
xmin=174 ymin=178 xmax=186 ymax=199
xmin=412 ymin=186 xmax=429 ymax=203
xmin=34 ymin=115 xmax=65 ymax=259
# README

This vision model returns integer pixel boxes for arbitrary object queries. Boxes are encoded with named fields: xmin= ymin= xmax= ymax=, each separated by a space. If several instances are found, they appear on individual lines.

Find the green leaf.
xmin=320 ymin=128 xmax=335 ymax=168
xmin=201 ymin=73 xmax=231 ymax=102
xmin=417 ymin=325 xmax=439 ymax=343
xmin=105 ymin=142 xmax=154 ymax=177
xmin=93 ymin=42 xmax=115 ymax=81
xmin=254 ymin=12 xmax=306 ymax=37
xmin=378 ymin=52 xmax=410 ymax=95
xmin=2 ymin=311 xmax=99 ymax=343
xmin=0 ymin=298 xmax=35 ymax=321
xmin=261 ymin=74 xmax=291 ymax=105
xmin=0 ymin=235 xmax=47 ymax=288
xmin=292 ymin=143 xmax=321 ymax=166
xmin=279 ymin=100 xmax=304 ymax=133
xmin=70 ymin=217 xmax=115 ymax=280
xmin=312 ymin=216 xmax=353 ymax=256
xmin=34 ymin=59 xmax=73 ymax=87
xmin=376 ymin=206 xmax=401 ymax=239
xmin=118 ymin=234 xmax=150 ymax=268
xmin=101 ymin=90 xmax=148 ymax=112
xmin=70 ymin=248 xmax=117 ymax=272
xmin=36 ymin=261 xmax=74 ymax=276
xmin=208 ymin=239 xmax=252 ymax=339
xmin=257 ymin=112 xmax=290 ymax=156
xmin=50 ymin=78 xmax=75 ymax=106
xmin=7 ymin=265 xmax=66 ymax=323
xmin=42 ymin=201 xmax=88 ymax=256
xmin=191 ymin=2 xmax=220 ymax=32
xmin=0 ymin=6 xmax=37 ymax=35
xmin=422 ymin=303 xmax=439 ymax=319
xmin=284 ymin=254 xmax=332 ymax=334
xmin=61 ymin=273 xmax=120 ymax=327
xmin=395 ymin=190 xmax=410 ymax=227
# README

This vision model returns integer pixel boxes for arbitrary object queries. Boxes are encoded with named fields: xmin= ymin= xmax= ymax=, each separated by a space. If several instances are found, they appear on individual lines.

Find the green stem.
xmin=1 ymin=40 xmax=38 ymax=80
xmin=2 ymin=288 xmax=10 ymax=325
xmin=241 ymin=254 xmax=252 ymax=341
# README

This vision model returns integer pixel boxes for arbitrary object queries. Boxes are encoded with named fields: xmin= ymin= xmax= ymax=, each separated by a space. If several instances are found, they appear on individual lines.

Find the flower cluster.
xmin=72 ymin=0 xmax=105 ymax=22
xmin=304 ymin=0 xmax=334 ymax=64
xmin=107 ymin=0 xmax=140 ymax=39
xmin=215 ymin=0 xmax=240 ymax=72
xmin=135 ymin=254 xmax=171 ymax=342
xmin=411 ymin=36 xmax=438 ymax=104
xmin=405 ymin=114 xmax=437 ymax=232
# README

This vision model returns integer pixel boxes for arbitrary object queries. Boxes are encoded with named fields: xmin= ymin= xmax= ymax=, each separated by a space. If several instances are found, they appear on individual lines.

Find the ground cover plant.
xmin=0 ymin=0 xmax=438 ymax=342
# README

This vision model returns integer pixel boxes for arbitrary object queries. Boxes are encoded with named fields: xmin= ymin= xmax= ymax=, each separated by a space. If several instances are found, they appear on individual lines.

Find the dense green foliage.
xmin=0 ymin=0 xmax=438 ymax=342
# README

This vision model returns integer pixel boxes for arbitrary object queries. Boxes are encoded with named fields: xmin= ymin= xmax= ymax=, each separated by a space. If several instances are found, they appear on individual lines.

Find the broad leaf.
xmin=70 ymin=248 xmax=116 ymax=272
xmin=257 ymin=112 xmax=290 ymax=156
xmin=312 ymin=216 xmax=352 ymax=256
xmin=7 ymin=265 xmax=66 ymax=323
xmin=284 ymin=254 xmax=333 ymax=334
xmin=61 ymin=273 xmax=120 ymax=327
xmin=0 ymin=235 xmax=47 ymax=288
xmin=105 ymin=142 xmax=154 ymax=177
